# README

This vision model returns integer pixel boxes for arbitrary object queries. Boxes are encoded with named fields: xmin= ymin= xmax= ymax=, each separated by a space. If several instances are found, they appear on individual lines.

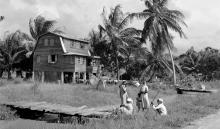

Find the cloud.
xmin=1 ymin=0 xmax=220 ymax=55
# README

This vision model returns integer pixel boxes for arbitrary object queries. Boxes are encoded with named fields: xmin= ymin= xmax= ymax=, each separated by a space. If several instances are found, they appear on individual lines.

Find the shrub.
xmin=0 ymin=105 xmax=17 ymax=120
xmin=13 ymin=78 xmax=23 ymax=84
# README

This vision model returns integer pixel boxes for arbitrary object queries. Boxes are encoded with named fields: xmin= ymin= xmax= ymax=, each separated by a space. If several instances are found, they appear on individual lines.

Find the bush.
xmin=0 ymin=105 xmax=17 ymax=120
xmin=13 ymin=78 xmax=23 ymax=84
xmin=0 ymin=79 xmax=6 ymax=87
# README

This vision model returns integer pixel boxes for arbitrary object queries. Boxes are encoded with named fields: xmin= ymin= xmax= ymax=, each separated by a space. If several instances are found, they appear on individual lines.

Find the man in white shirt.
xmin=120 ymin=98 xmax=134 ymax=115
xmin=151 ymin=98 xmax=167 ymax=116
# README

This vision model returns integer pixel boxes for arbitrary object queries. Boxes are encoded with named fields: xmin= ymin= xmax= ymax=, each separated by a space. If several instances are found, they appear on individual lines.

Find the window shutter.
xmin=48 ymin=55 xmax=51 ymax=63
xmin=50 ymin=39 xmax=54 ymax=46
xmin=55 ymin=55 xmax=58 ymax=63
xmin=75 ymin=56 xmax=77 ymax=64
xmin=45 ymin=39 xmax=48 ymax=46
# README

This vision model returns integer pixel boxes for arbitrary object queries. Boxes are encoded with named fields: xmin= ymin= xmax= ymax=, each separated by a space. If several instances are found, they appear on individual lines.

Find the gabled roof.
xmin=38 ymin=32 xmax=89 ymax=43
xmin=32 ymin=32 xmax=100 ymax=58
xmin=33 ymin=32 xmax=89 ymax=53
xmin=63 ymin=51 xmax=91 ymax=57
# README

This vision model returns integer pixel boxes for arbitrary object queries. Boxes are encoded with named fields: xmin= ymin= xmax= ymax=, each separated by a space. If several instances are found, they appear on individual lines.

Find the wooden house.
xmin=33 ymin=32 xmax=100 ymax=84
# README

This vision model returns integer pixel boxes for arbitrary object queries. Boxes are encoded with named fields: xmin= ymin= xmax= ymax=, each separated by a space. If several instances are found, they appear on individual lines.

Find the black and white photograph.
xmin=0 ymin=0 xmax=220 ymax=128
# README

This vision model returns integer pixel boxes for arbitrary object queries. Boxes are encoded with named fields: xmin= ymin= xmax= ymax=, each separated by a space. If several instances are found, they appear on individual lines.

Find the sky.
xmin=0 ymin=0 xmax=220 ymax=55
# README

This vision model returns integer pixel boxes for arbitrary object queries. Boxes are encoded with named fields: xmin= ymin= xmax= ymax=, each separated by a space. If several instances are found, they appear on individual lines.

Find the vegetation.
xmin=130 ymin=0 xmax=187 ymax=84
xmin=176 ymin=46 xmax=220 ymax=81
xmin=97 ymin=5 xmax=144 ymax=80
xmin=29 ymin=15 xmax=64 ymax=40
xmin=1 ymin=80 xmax=220 ymax=129
xmin=0 ymin=30 xmax=34 ymax=79
xmin=0 ymin=16 xmax=4 ymax=21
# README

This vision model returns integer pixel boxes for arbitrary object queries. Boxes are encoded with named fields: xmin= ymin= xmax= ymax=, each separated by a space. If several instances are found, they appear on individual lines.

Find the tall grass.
xmin=0 ymin=105 xmax=17 ymax=120
xmin=0 ymin=80 xmax=220 ymax=129
xmin=62 ymin=93 xmax=220 ymax=129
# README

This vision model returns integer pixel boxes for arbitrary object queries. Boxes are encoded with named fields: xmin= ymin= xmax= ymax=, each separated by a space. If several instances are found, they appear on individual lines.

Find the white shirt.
xmin=120 ymin=103 xmax=133 ymax=115
xmin=153 ymin=103 xmax=167 ymax=115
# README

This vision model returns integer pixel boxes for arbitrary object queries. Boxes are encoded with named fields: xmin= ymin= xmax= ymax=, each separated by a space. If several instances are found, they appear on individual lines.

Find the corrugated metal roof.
xmin=62 ymin=52 xmax=91 ymax=57
xmin=38 ymin=32 xmax=89 ymax=43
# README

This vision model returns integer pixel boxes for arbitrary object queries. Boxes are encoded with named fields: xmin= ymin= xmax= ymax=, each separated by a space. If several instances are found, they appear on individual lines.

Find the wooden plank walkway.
xmin=0 ymin=101 xmax=116 ymax=118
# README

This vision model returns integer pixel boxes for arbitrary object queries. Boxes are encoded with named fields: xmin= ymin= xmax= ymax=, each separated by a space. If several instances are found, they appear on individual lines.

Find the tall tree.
xmin=0 ymin=16 xmax=4 ymax=21
xmin=140 ymin=51 xmax=182 ymax=82
xmin=98 ymin=5 xmax=142 ymax=80
xmin=29 ymin=15 xmax=64 ymax=40
xmin=132 ymin=0 xmax=187 ymax=84
xmin=0 ymin=30 xmax=33 ymax=79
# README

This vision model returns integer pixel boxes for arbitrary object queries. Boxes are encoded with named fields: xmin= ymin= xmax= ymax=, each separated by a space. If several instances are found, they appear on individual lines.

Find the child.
xmin=136 ymin=93 xmax=142 ymax=112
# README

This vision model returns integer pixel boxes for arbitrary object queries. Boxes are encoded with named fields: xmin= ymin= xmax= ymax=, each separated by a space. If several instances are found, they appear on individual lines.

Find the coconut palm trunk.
xmin=167 ymin=44 xmax=176 ymax=85
xmin=7 ymin=65 xmax=12 ymax=79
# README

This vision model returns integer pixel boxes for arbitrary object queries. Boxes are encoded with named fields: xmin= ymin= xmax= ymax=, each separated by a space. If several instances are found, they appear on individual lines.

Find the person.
xmin=139 ymin=81 xmax=150 ymax=111
xmin=198 ymin=83 xmax=206 ymax=90
xmin=136 ymin=93 xmax=142 ymax=112
xmin=151 ymin=98 xmax=167 ymax=116
xmin=120 ymin=98 xmax=134 ymax=115
xmin=119 ymin=81 xmax=128 ymax=107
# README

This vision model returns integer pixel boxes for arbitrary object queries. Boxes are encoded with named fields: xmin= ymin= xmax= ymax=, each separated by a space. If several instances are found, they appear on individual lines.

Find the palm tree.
xmin=123 ymin=40 xmax=148 ymax=72
xmin=98 ymin=5 xmax=142 ymax=80
xmin=0 ymin=30 xmax=33 ymax=79
xmin=29 ymin=15 xmax=64 ymax=40
xmin=131 ymin=0 xmax=187 ymax=84
xmin=177 ymin=47 xmax=201 ymax=75
xmin=140 ymin=51 xmax=181 ymax=82
xmin=0 ymin=16 xmax=4 ymax=21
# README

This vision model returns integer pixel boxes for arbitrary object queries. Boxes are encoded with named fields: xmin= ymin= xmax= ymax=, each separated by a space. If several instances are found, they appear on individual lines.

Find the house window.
xmin=71 ymin=56 xmax=74 ymax=64
xmin=44 ymin=39 xmax=48 ymax=46
xmin=36 ymin=56 xmax=41 ymax=63
xmin=70 ymin=41 xmax=75 ymax=48
xmin=50 ymin=39 xmax=54 ymax=46
xmin=65 ymin=56 xmax=68 ymax=63
xmin=48 ymin=55 xmax=57 ymax=63
xmin=78 ymin=56 xmax=80 ymax=64
xmin=75 ymin=42 xmax=80 ymax=48
xmin=80 ymin=43 xmax=84 ymax=49
xmin=83 ymin=57 xmax=85 ymax=64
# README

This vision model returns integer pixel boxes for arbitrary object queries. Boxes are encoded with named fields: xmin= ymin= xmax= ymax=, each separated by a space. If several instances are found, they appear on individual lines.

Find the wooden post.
xmin=41 ymin=71 xmax=44 ymax=83
xmin=32 ymin=71 xmax=35 ymax=82
xmin=61 ymin=71 xmax=64 ymax=84
xmin=72 ymin=72 xmax=76 ymax=83
xmin=83 ymin=72 xmax=86 ymax=82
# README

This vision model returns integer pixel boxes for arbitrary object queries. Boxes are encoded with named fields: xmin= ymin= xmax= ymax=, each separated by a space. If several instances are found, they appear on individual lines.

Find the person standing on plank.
xmin=151 ymin=98 xmax=167 ymax=116
xmin=139 ymin=81 xmax=150 ymax=111
xmin=119 ymin=80 xmax=128 ymax=107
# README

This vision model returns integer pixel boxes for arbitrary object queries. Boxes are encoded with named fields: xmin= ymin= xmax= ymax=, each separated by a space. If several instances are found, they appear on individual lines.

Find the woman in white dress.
xmin=119 ymin=81 xmax=128 ymax=107
xmin=139 ymin=81 xmax=150 ymax=111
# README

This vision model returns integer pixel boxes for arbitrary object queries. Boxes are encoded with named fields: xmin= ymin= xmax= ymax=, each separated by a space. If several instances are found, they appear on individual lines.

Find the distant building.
xmin=33 ymin=32 xmax=100 ymax=84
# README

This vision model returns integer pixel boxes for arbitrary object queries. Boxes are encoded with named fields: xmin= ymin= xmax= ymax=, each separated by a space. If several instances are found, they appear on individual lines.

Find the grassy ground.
xmin=1 ymin=79 xmax=220 ymax=129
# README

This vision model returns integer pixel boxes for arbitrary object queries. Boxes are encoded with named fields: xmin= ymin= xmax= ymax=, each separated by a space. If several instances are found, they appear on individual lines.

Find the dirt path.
xmin=182 ymin=110 xmax=220 ymax=129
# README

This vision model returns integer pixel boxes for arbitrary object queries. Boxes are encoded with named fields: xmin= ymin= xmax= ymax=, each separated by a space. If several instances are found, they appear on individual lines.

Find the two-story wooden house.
xmin=33 ymin=32 xmax=100 ymax=84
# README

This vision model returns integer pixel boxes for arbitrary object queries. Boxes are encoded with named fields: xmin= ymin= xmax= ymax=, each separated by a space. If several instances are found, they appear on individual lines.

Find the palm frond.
xmin=165 ymin=10 xmax=187 ymax=27
xmin=130 ymin=12 xmax=154 ymax=20
xmin=29 ymin=18 xmax=37 ymax=40
xmin=101 ymin=7 xmax=109 ymax=27
xmin=42 ymin=20 xmax=57 ymax=33
xmin=120 ymin=27 xmax=142 ymax=37
xmin=118 ymin=13 xmax=135 ymax=30
xmin=158 ymin=0 xmax=169 ymax=7
xmin=163 ymin=16 xmax=187 ymax=38
xmin=111 ymin=4 xmax=124 ymax=27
